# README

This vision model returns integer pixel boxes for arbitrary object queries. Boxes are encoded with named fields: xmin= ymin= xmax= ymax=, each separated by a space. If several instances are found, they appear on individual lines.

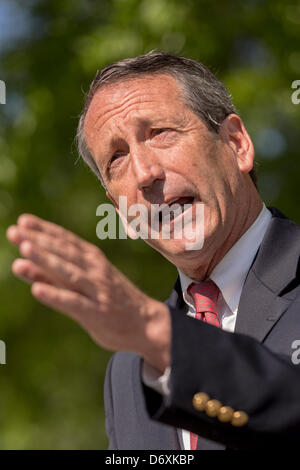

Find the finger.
xmin=7 ymin=225 xmax=89 ymax=271
xmin=6 ymin=225 xmax=21 ymax=245
xmin=16 ymin=214 xmax=101 ymax=255
xmin=12 ymin=258 xmax=55 ymax=285
xmin=19 ymin=240 xmax=98 ymax=299
xmin=31 ymin=282 xmax=99 ymax=329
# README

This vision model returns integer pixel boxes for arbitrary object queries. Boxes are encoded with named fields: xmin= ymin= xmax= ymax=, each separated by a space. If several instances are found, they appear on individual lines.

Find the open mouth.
xmin=158 ymin=196 xmax=195 ymax=223
xmin=167 ymin=196 xmax=195 ymax=207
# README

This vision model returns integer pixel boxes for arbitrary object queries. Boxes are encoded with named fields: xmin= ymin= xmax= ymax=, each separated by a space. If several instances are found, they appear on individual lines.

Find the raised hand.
xmin=6 ymin=214 xmax=171 ymax=372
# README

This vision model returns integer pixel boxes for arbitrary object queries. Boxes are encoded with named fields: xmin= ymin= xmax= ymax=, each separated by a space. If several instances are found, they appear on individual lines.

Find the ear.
xmin=105 ymin=191 xmax=139 ymax=240
xmin=219 ymin=114 xmax=255 ymax=175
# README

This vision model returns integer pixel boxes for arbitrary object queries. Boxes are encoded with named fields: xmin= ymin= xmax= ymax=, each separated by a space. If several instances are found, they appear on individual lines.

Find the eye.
xmin=151 ymin=128 xmax=171 ymax=137
xmin=108 ymin=152 xmax=126 ymax=169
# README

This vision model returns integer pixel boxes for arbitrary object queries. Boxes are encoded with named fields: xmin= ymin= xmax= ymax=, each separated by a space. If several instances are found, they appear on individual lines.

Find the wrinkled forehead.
xmin=84 ymin=74 xmax=186 ymax=133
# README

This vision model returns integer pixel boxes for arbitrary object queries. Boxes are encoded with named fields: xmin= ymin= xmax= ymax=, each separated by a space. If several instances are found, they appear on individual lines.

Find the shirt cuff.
xmin=142 ymin=360 xmax=171 ymax=396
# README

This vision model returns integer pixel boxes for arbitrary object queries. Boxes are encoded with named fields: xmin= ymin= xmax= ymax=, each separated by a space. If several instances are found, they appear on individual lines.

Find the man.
xmin=6 ymin=52 xmax=300 ymax=449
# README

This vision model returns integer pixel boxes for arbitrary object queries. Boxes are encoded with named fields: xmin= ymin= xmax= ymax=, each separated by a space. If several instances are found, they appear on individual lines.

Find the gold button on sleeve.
xmin=231 ymin=410 xmax=249 ymax=427
xmin=192 ymin=392 xmax=210 ymax=411
xmin=205 ymin=399 xmax=222 ymax=417
xmin=217 ymin=406 xmax=234 ymax=423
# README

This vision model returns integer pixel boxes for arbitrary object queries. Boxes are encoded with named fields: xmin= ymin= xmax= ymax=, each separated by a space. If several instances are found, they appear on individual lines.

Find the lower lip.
xmin=171 ymin=202 xmax=194 ymax=223
xmin=161 ymin=198 xmax=196 ymax=226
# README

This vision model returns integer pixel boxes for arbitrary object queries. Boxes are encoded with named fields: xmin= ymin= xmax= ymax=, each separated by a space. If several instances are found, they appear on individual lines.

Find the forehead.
xmin=84 ymin=74 xmax=186 ymax=135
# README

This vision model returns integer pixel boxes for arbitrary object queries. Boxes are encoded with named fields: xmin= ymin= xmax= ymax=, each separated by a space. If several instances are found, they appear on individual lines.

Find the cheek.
xmin=189 ymin=145 xmax=226 ymax=189
xmin=168 ymin=140 xmax=192 ymax=164
xmin=107 ymin=180 xmax=138 ymax=210
xmin=173 ymin=139 xmax=208 ymax=175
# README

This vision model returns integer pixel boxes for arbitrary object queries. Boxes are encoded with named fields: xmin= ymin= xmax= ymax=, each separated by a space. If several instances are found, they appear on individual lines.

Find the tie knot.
xmin=187 ymin=280 xmax=220 ymax=316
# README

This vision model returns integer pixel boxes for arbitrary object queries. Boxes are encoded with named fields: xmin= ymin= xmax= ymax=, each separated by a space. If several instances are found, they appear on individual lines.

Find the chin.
xmin=147 ymin=237 xmax=204 ymax=262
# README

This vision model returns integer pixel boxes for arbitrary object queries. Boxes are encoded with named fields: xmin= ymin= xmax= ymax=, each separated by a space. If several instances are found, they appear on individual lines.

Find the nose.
xmin=131 ymin=146 xmax=165 ymax=191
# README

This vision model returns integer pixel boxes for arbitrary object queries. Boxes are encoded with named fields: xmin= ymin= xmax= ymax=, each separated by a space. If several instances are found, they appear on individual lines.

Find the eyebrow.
xmin=96 ymin=110 xmax=187 ymax=168
xmin=104 ymin=117 xmax=178 ymax=148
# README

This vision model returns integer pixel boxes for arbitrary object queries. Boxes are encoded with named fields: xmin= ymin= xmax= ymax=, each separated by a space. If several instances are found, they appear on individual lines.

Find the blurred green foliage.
xmin=0 ymin=0 xmax=299 ymax=449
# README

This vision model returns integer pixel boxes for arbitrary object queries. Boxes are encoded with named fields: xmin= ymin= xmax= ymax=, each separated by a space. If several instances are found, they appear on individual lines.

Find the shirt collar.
xmin=178 ymin=202 xmax=272 ymax=313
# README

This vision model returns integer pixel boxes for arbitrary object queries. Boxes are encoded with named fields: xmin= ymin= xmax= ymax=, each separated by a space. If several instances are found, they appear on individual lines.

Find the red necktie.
xmin=187 ymin=280 xmax=221 ymax=450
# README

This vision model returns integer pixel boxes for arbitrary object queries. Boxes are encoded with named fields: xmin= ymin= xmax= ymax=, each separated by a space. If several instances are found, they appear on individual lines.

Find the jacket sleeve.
xmin=103 ymin=354 xmax=118 ymax=450
xmin=142 ymin=306 xmax=300 ymax=449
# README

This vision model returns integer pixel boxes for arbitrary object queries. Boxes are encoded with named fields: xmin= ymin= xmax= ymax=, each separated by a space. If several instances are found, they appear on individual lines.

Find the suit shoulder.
xmin=266 ymin=208 xmax=300 ymax=256
xmin=269 ymin=206 xmax=300 ymax=234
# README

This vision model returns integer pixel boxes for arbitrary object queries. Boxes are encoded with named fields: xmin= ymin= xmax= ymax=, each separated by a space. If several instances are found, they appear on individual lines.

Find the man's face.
xmin=84 ymin=74 xmax=252 ymax=272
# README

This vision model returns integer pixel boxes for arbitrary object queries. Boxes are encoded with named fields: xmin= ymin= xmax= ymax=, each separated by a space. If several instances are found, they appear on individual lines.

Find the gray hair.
xmin=76 ymin=51 xmax=258 ymax=189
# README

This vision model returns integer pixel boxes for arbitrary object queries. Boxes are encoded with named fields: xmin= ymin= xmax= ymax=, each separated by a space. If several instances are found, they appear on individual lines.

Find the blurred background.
xmin=0 ymin=0 xmax=299 ymax=449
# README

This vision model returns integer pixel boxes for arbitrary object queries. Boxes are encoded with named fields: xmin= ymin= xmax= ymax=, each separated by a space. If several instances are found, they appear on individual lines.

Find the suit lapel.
xmin=165 ymin=276 xmax=188 ymax=312
xmin=235 ymin=208 xmax=300 ymax=340
xmin=234 ymin=270 xmax=291 ymax=340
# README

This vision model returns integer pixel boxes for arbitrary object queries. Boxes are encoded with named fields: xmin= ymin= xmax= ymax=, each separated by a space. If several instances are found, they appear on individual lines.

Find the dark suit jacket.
xmin=104 ymin=206 xmax=300 ymax=449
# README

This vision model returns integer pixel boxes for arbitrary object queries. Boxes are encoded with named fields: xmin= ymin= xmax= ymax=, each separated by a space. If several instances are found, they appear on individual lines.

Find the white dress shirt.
xmin=143 ymin=202 xmax=272 ymax=449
